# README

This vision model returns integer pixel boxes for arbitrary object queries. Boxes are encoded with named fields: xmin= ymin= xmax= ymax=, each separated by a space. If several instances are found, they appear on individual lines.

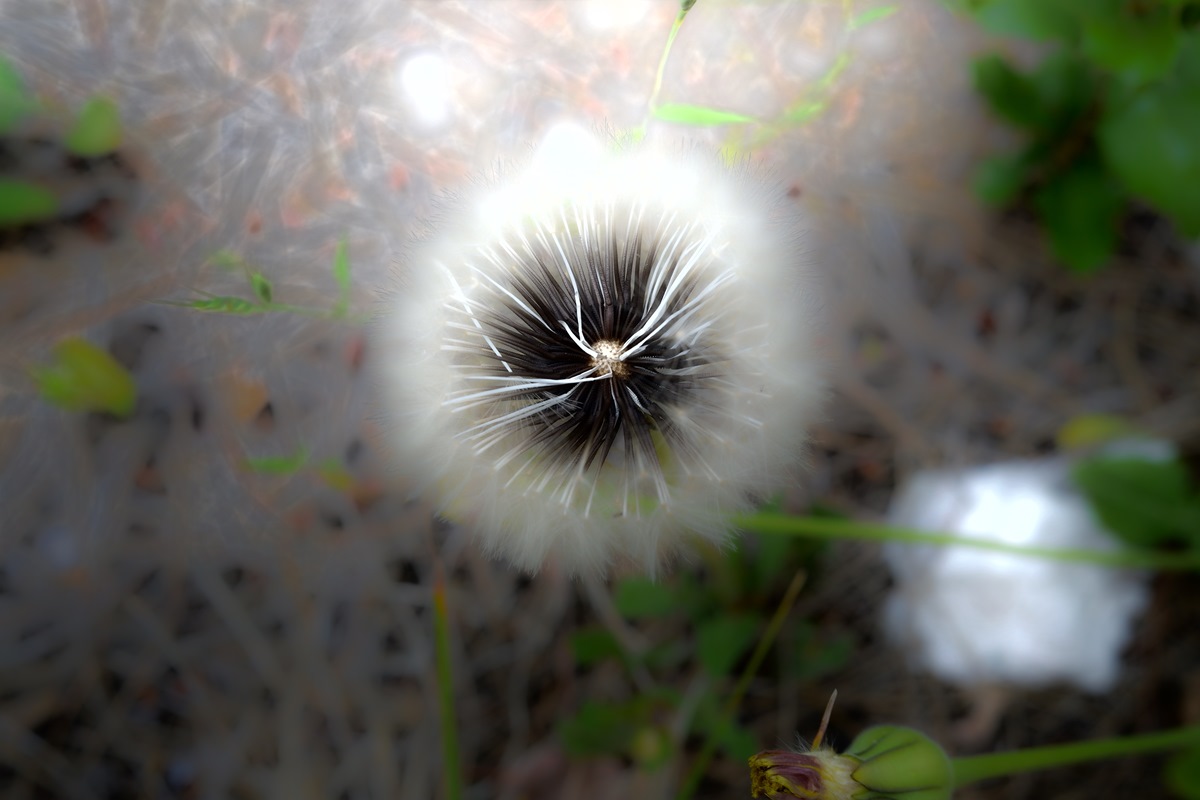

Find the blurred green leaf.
xmin=973 ymin=152 xmax=1029 ymax=206
xmin=783 ymin=100 xmax=826 ymax=123
xmin=0 ymin=56 xmax=34 ymax=134
xmin=0 ymin=179 xmax=58 ymax=225
xmin=973 ymin=55 xmax=1044 ymax=128
xmin=1166 ymin=747 xmax=1200 ymax=799
xmin=1056 ymin=413 xmax=1136 ymax=450
xmin=249 ymin=272 xmax=273 ymax=305
xmin=244 ymin=447 xmax=309 ymax=475
xmin=1099 ymin=37 xmax=1200 ymax=237
xmin=1079 ymin=0 xmax=1181 ymax=82
xmin=614 ymin=577 xmax=685 ymax=618
xmin=559 ymin=702 xmax=638 ymax=756
xmin=1073 ymin=456 xmax=1200 ymax=551
xmin=30 ymin=338 xmax=137 ymax=418
xmin=629 ymin=726 xmax=673 ymax=771
xmin=64 ymin=96 xmax=122 ymax=157
xmin=791 ymin=623 xmax=854 ymax=680
xmin=850 ymin=5 xmax=899 ymax=30
xmin=209 ymin=250 xmax=248 ymax=270
xmin=653 ymin=103 xmax=757 ymax=126
xmin=570 ymin=627 xmax=625 ymax=666
xmin=1029 ymin=50 xmax=1096 ymax=133
xmin=177 ymin=296 xmax=272 ymax=315
xmin=961 ymin=0 xmax=1078 ymax=41
xmin=697 ymin=613 xmax=760 ymax=676
xmin=692 ymin=695 xmax=759 ymax=760
xmin=332 ymin=236 xmax=351 ymax=315
xmin=1032 ymin=153 xmax=1125 ymax=272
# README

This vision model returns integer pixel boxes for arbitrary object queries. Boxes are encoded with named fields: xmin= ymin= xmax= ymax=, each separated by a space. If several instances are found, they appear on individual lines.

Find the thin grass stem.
xmin=675 ymin=569 xmax=807 ymax=800
xmin=432 ymin=561 xmax=463 ymax=800
xmin=737 ymin=513 xmax=1200 ymax=572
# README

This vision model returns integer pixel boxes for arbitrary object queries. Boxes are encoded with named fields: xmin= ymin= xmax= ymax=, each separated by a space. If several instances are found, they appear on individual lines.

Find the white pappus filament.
xmin=379 ymin=139 xmax=825 ymax=575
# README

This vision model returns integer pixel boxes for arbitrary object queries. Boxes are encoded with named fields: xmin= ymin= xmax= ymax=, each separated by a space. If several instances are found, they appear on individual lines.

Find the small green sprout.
xmin=331 ymin=236 xmax=351 ymax=317
xmin=64 ymin=96 xmax=123 ymax=157
xmin=0 ymin=179 xmax=58 ymax=226
xmin=30 ymin=338 xmax=138 ymax=418
xmin=243 ymin=446 xmax=308 ymax=476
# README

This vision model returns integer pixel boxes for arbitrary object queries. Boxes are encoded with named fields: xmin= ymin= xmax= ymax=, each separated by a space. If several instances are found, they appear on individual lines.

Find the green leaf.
xmin=1027 ymin=50 xmax=1096 ymax=133
xmin=177 ymin=296 xmax=271 ymax=315
xmin=973 ymin=55 xmax=1044 ymax=129
xmin=629 ymin=726 xmax=673 ymax=770
xmin=1056 ymin=413 xmax=1136 ymax=449
xmin=652 ymin=103 xmax=757 ymax=126
xmin=0 ymin=179 xmax=58 ymax=226
xmin=691 ymin=694 xmax=759 ymax=760
xmin=1079 ymin=0 xmax=1181 ymax=82
xmin=696 ymin=613 xmax=761 ymax=676
xmin=1073 ymin=457 xmax=1200 ymax=551
xmin=64 ymin=96 xmax=122 ymax=157
xmin=559 ymin=702 xmax=638 ymax=757
xmin=1099 ymin=38 xmax=1200 ymax=237
xmin=249 ymin=272 xmax=273 ymax=304
xmin=244 ymin=447 xmax=309 ymax=475
xmin=30 ymin=338 xmax=137 ymax=417
xmin=783 ymin=101 xmax=826 ymax=123
xmin=614 ymin=577 xmax=684 ymax=618
xmin=0 ymin=56 xmax=35 ymax=134
xmin=962 ymin=0 xmax=1078 ymax=41
xmin=791 ymin=623 xmax=854 ymax=680
xmin=1032 ymin=154 xmax=1125 ymax=272
xmin=1166 ymin=747 xmax=1200 ymax=800
xmin=332 ymin=237 xmax=351 ymax=315
xmin=850 ymin=5 xmax=899 ymax=30
xmin=973 ymin=152 xmax=1029 ymax=206
xmin=209 ymin=250 xmax=248 ymax=270
xmin=716 ymin=719 xmax=759 ymax=761
xmin=569 ymin=627 xmax=624 ymax=666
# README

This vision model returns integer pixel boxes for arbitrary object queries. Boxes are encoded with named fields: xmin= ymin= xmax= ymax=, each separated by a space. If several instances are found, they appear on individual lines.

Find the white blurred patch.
xmin=584 ymin=0 xmax=650 ymax=29
xmin=531 ymin=121 xmax=604 ymax=183
xmin=398 ymin=52 xmax=453 ymax=128
xmin=882 ymin=457 xmax=1151 ymax=693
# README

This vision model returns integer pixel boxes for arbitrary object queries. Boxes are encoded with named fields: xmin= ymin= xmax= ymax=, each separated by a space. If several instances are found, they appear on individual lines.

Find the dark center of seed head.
xmin=590 ymin=339 xmax=630 ymax=379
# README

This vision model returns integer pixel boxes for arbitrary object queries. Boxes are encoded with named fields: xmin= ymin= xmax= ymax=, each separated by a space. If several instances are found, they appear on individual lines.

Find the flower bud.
xmin=843 ymin=725 xmax=953 ymax=800
xmin=749 ymin=726 xmax=952 ymax=800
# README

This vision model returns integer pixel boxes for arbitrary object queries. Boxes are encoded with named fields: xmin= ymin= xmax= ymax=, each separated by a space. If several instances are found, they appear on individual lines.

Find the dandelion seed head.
xmin=380 ymin=137 xmax=826 ymax=575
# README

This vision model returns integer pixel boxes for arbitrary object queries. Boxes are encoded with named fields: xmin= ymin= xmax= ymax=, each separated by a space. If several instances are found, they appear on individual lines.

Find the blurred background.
xmin=1 ymin=1 xmax=1198 ymax=798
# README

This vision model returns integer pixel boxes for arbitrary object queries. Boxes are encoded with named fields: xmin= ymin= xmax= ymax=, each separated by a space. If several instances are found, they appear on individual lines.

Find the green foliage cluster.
xmin=558 ymin=534 xmax=848 ymax=773
xmin=956 ymin=0 xmax=1200 ymax=272
xmin=1074 ymin=454 xmax=1200 ymax=553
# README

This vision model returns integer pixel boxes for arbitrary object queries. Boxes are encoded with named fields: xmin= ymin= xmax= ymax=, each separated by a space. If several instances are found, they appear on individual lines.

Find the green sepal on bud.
xmin=843 ymin=725 xmax=953 ymax=800
xmin=749 ymin=722 xmax=951 ymax=800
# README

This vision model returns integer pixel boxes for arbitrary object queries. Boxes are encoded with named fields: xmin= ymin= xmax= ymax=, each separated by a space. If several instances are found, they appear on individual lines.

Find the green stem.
xmin=675 ymin=569 xmax=807 ymax=800
xmin=952 ymin=724 xmax=1200 ymax=787
xmin=737 ymin=513 xmax=1200 ymax=572
xmin=643 ymin=0 xmax=696 ymax=129
xmin=432 ymin=562 xmax=464 ymax=800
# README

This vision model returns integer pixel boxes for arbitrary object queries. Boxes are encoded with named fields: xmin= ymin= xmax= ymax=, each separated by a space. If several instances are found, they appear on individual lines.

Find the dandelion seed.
xmin=379 ymin=135 xmax=826 ymax=575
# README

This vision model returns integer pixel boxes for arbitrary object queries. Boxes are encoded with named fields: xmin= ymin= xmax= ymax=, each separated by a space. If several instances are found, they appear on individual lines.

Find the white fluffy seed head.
xmin=378 ymin=137 xmax=826 ymax=576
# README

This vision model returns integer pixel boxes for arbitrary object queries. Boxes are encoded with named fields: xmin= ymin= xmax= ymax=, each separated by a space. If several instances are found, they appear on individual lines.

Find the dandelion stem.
xmin=432 ymin=561 xmax=463 ymax=800
xmin=737 ymin=512 xmax=1200 ymax=572
xmin=675 ymin=569 xmax=807 ymax=800
xmin=951 ymin=724 xmax=1200 ymax=787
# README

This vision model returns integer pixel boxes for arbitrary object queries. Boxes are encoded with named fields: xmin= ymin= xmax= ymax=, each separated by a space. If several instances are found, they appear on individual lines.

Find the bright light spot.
xmin=585 ymin=0 xmax=650 ymax=28
xmin=399 ymin=52 xmax=452 ymax=127
xmin=531 ymin=122 xmax=603 ymax=187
